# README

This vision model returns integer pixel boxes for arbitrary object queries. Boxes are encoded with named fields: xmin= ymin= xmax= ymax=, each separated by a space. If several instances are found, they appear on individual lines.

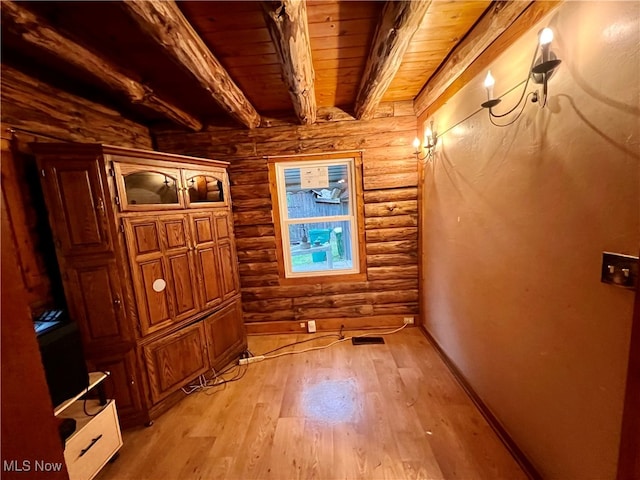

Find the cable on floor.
xmin=260 ymin=332 xmax=343 ymax=356
xmin=261 ymin=323 xmax=409 ymax=361
xmin=181 ymin=325 xmax=409 ymax=393
xmin=181 ymin=353 xmax=250 ymax=395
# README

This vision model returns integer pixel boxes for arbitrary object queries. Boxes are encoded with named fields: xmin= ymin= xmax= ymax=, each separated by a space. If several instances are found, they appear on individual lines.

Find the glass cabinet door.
xmin=114 ymin=163 xmax=184 ymax=210
xmin=182 ymin=169 xmax=227 ymax=207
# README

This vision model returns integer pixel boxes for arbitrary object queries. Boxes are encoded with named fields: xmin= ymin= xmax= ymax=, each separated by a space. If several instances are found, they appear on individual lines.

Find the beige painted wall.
xmin=421 ymin=2 xmax=639 ymax=478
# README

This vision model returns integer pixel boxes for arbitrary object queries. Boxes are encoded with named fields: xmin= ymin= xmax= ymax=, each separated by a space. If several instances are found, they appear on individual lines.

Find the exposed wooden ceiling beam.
xmin=261 ymin=1 xmax=316 ymax=125
xmin=1 ymin=0 xmax=202 ymax=131
xmin=122 ymin=0 xmax=261 ymax=129
xmin=354 ymin=0 xmax=432 ymax=121
xmin=414 ymin=1 xmax=537 ymax=118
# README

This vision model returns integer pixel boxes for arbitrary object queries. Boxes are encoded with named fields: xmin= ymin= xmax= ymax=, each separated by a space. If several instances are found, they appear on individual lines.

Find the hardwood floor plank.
xmin=332 ymin=422 xmax=368 ymax=479
xmin=362 ymin=390 xmax=407 ymax=479
xmin=270 ymin=417 xmax=306 ymax=479
xmin=97 ymin=328 xmax=527 ymax=480
xmin=301 ymin=420 xmax=335 ymax=480
xmin=227 ymin=403 xmax=276 ymax=480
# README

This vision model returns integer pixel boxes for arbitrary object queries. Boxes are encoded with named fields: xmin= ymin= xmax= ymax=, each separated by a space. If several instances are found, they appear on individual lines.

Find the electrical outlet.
xmin=307 ymin=320 xmax=317 ymax=333
xmin=403 ymin=317 xmax=414 ymax=325
xmin=601 ymin=252 xmax=638 ymax=290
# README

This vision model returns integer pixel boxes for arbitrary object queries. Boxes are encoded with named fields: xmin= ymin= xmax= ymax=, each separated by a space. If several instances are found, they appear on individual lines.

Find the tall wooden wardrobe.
xmin=32 ymin=143 xmax=247 ymax=427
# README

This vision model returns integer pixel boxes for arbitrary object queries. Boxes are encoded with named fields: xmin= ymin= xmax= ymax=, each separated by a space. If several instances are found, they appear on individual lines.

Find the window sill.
xmin=277 ymin=272 xmax=367 ymax=286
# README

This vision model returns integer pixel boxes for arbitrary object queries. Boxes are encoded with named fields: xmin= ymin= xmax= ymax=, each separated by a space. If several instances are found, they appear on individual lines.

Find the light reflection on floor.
xmin=301 ymin=379 xmax=357 ymax=423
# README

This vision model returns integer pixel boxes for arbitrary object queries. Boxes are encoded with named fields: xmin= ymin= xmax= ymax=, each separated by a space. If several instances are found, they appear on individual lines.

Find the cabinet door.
xmin=214 ymin=211 xmax=240 ymax=300
xmin=204 ymin=299 xmax=245 ymax=369
xmin=189 ymin=213 xmax=223 ymax=309
xmin=113 ymin=162 xmax=183 ymax=211
xmin=124 ymin=216 xmax=200 ymax=336
xmin=39 ymin=158 xmax=112 ymax=256
xmin=123 ymin=217 xmax=173 ymax=335
xmin=62 ymin=257 xmax=131 ymax=345
xmin=86 ymin=349 xmax=143 ymax=425
xmin=182 ymin=168 xmax=227 ymax=208
xmin=158 ymin=216 xmax=199 ymax=321
xmin=142 ymin=322 xmax=209 ymax=404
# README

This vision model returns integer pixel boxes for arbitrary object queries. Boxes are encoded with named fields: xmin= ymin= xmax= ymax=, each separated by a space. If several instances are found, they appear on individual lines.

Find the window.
xmin=269 ymin=152 xmax=365 ymax=280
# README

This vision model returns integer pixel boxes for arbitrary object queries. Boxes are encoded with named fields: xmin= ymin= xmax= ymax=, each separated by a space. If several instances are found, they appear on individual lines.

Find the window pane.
xmin=123 ymin=171 xmax=179 ymax=205
xmin=185 ymin=175 xmax=224 ymax=203
xmin=288 ymin=221 xmax=353 ymax=273
xmin=284 ymin=164 xmax=350 ymax=219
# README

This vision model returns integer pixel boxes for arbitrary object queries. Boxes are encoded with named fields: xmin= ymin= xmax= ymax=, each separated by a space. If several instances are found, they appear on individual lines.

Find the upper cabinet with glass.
xmin=113 ymin=162 xmax=228 ymax=212
xmin=182 ymin=169 xmax=227 ymax=208
xmin=114 ymin=163 xmax=184 ymax=210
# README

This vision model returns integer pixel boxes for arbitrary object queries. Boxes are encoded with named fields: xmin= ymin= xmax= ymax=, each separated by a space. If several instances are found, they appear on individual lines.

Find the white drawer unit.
xmin=62 ymin=400 xmax=122 ymax=480
xmin=55 ymin=372 xmax=123 ymax=480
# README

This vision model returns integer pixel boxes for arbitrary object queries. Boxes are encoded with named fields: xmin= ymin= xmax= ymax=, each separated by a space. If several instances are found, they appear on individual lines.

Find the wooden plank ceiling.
xmin=1 ymin=0 xmax=514 ymax=130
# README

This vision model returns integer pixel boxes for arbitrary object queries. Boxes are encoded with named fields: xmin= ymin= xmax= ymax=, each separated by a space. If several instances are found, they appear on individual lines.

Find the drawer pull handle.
xmin=79 ymin=434 xmax=103 ymax=458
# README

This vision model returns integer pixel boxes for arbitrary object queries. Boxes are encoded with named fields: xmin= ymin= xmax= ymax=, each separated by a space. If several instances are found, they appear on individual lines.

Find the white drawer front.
xmin=64 ymin=400 xmax=122 ymax=480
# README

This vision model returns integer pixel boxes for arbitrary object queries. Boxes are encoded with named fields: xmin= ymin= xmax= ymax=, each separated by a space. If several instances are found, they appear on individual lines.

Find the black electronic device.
xmin=57 ymin=417 xmax=77 ymax=443
xmin=36 ymin=318 xmax=89 ymax=407
xmin=351 ymin=336 xmax=385 ymax=345
xmin=34 ymin=308 xmax=64 ymax=335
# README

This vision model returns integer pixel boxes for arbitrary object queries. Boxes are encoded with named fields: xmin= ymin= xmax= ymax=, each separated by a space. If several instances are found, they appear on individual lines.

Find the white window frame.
xmin=271 ymin=155 xmax=363 ymax=280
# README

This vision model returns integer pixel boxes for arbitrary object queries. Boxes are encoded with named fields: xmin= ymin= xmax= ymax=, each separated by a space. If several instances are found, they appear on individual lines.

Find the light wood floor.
xmin=97 ymin=327 xmax=527 ymax=480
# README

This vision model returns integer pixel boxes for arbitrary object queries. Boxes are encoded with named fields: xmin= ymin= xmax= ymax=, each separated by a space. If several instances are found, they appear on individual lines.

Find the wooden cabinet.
xmin=204 ymin=299 xmax=245 ymax=369
xmin=38 ymin=157 xmax=113 ymax=256
xmin=85 ymin=350 xmax=143 ymax=422
xmin=190 ymin=212 xmax=224 ymax=309
xmin=62 ymin=257 xmax=130 ymax=345
xmin=142 ymin=322 xmax=209 ymax=403
xmin=112 ymin=162 xmax=228 ymax=211
xmin=182 ymin=168 xmax=226 ymax=208
xmin=113 ymin=162 xmax=184 ymax=210
xmin=123 ymin=214 xmax=200 ymax=335
xmin=33 ymin=143 xmax=246 ymax=428
xmin=214 ymin=212 xmax=241 ymax=300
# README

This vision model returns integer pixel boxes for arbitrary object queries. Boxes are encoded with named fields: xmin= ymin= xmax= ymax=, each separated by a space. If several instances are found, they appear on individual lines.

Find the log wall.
xmin=155 ymin=102 xmax=419 ymax=333
xmin=1 ymin=64 xmax=152 ymax=315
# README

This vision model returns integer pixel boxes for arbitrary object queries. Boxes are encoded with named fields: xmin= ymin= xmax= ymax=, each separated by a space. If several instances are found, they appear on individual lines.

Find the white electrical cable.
xmin=262 ymin=323 xmax=409 ymax=360
xmin=182 ymin=324 xmax=410 ymax=392
xmin=181 ymin=367 xmax=227 ymax=394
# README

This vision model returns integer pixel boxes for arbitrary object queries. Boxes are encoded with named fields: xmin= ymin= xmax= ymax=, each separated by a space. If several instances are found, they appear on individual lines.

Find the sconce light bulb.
xmin=484 ymin=70 xmax=495 ymax=100
xmin=539 ymin=27 xmax=554 ymax=46
xmin=425 ymin=127 xmax=433 ymax=146
xmin=484 ymin=70 xmax=495 ymax=88
xmin=412 ymin=137 xmax=421 ymax=151
xmin=539 ymin=28 xmax=554 ymax=63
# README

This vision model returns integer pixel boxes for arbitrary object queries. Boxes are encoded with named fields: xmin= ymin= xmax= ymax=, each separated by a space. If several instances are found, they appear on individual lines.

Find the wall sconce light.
xmin=413 ymin=120 xmax=438 ymax=161
xmin=481 ymin=27 xmax=561 ymax=126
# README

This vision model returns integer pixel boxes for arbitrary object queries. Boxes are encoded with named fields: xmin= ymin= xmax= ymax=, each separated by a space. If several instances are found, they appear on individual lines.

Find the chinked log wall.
xmin=155 ymin=101 xmax=419 ymax=334
xmin=0 ymin=64 xmax=152 ymax=314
